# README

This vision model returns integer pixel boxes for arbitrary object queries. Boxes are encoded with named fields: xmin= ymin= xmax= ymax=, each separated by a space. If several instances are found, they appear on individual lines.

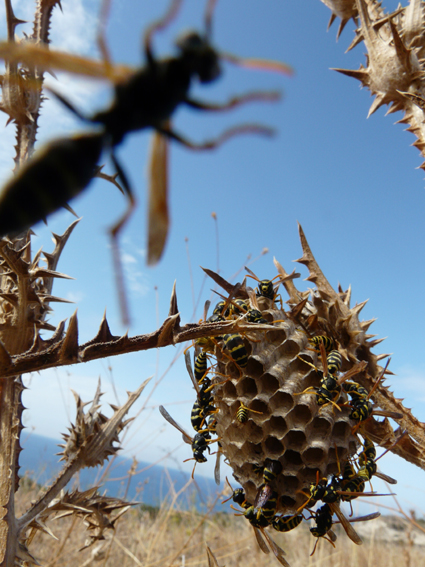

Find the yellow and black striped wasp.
xmin=224 ymin=481 xmax=290 ymax=567
xmin=302 ymin=474 xmax=364 ymax=547
xmin=236 ymin=401 xmax=263 ymax=423
xmin=184 ymin=348 xmax=223 ymax=485
xmin=307 ymin=502 xmax=380 ymax=556
xmin=309 ymin=503 xmax=337 ymax=554
xmin=262 ymin=459 xmax=283 ymax=485
xmin=342 ymin=358 xmax=402 ymax=427
xmin=297 ymin=343 xmax=367 ymax=411
xmin=358 ymin=436 xmax=397 ymax=485
xmin=272 ymin=513 xmax=303 ymax=533
xmin=244 ymin=267 xmax=283 ymax=307
xmin=307 ymin=335 xmax=335 ymax=354
xmin=159 ymin=404 xmax=219 ymax=477
xmin=184 ymin=350 xmax=217 ymax=434
xmin=222 ymin=332 xmax=248 ymax=369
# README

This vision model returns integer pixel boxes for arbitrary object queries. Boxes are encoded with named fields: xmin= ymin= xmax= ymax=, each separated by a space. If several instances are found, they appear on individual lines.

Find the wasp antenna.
xmin=144 ymin=0 xmax=183 ymax=61
xmin=375 ymin=429 xmax=409 ymax=463
xmin=97 ymin=0 xmax=113 ymax=72
xmin=205 ymin=0 xmax=218 ymax=40
xmin=211 ymin=210 xmax=220 ymax=274
xmin=220 ymin=51 xmax=294 ymax=76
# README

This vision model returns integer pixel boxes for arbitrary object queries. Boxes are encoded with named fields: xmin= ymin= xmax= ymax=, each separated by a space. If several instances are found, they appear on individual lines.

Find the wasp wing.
xmin=260 ymin=528 xmax=290 ymax=567
xmin=185 ymin=349 xmax=200 ymax=395
xmin=320 ymin=343 xmax=328 ymax=376
xmin=159 ymin=405 xmax=192 ymax=445
xmin=254 ymin=484 xmax=272 ymax=508
xmin=375 ymin=471 xmax=397 ymax=484
xmin=337 ymin=361 xmax=368 ymax=385
xmin=347 ymin=512 xmax=381 ymax=523
xmin=253 ymin=527 xmax=270 ymax=555
xmin=0 ymin=41 xmax=134 ymax=81
xmin=147 ymin=131 xmax=169 ymax=265
xmin=214 ymin=446 xmax=222 ymax=486
xmin=372 ymin=409 xmax=403 ymax=419
xmin=206 ymin=545 xmax=221 ymax=567
xmin=329 ymin=502 xmax=362 ymax=545
xmin=247 ymin=288 xmax=259 ymax=310
xmin=203 ymin=299 xmax=211 ymax=321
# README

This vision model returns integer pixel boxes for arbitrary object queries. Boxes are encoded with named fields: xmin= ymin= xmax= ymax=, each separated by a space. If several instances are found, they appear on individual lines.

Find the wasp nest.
xmin=205 ymin=224 xmax=392 ymax=514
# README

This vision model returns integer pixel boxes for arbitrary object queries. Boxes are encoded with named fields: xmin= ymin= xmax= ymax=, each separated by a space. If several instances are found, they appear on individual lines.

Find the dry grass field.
xmin=16 ymin=475 xmax=425 ymax=567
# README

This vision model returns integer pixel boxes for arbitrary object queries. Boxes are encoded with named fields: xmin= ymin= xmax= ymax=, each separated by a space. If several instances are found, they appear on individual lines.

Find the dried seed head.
xmin=202 ymin=224 xmax=388 ymax=514
xmin=214 ymin=308 xmax=358 ymax=511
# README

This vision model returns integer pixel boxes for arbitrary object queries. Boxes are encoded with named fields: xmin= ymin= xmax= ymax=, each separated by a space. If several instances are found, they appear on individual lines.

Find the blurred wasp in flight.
xmin=0 ymin=0 xmax=292 ymax=322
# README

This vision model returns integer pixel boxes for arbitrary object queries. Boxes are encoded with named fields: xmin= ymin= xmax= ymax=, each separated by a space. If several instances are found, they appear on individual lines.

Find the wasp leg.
xmin=185 ymin=90 xmax=280 ymax=112
xmin=157 ymin=124 xmax=275 ymax=151
xmin=144 ymin=0 xmax=183 ymax=66
xmin=107 ymin=151 xmax=136 ymax=326
xmin=46 ymin=87 xmax=90 ymax=122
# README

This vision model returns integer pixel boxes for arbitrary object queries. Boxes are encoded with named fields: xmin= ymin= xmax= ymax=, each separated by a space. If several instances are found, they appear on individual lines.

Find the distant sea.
xmin=19 ymin=433 xmax=224 ymax=512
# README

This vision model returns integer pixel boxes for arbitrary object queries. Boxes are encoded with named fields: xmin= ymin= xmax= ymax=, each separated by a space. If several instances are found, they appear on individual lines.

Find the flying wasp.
xmin=0 ymin=0 xmax=291 ymax=253
xmin=0 ymin=0 xmax=291 ymax=323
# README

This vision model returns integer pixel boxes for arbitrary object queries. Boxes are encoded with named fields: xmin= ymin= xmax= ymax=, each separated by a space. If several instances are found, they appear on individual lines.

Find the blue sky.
xmin=2 ymin=0 xmax=425 ymax=518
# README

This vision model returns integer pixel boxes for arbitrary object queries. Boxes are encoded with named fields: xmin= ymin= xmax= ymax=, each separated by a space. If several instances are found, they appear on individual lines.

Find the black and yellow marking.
xmin=308 ymin=335 xmax=335 ymax=354
xmin=223 ymin=333 xmax=248 ymax=367
xmin=0 ymin=133 xmax=104 ymax=238
xmin=194 ymin=351 xmax=208 ymax=383
xmin=310 ymin=504 xmax=333 ymax=538
xmin=326 ymin=350 xmax=342 ymax=375
xmin=272 ymin=513 xmax=303 ymax=533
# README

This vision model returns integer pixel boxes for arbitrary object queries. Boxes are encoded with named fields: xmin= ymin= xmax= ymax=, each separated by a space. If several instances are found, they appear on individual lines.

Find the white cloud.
xmin=65 ymin=290 xmax=85 ymax=303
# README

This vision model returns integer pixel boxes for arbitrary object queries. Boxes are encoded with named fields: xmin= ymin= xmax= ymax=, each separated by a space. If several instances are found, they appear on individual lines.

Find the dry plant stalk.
xmin=320 ymin=0 xmax=425 ymax=169
xmin=0 ymin=1 xmax=154 ymax=565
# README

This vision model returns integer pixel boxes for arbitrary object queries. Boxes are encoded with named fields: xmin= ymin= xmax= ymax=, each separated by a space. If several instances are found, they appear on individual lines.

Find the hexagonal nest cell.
xmin=213 ymin=302 xmax=358 ymax=510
